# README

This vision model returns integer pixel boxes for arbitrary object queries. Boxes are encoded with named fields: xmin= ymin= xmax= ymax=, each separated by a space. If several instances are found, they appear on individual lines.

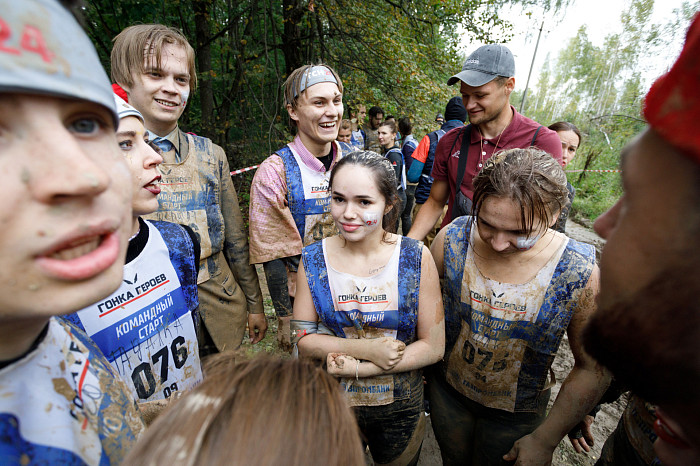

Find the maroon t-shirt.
xmin=431 ymin=106 xmax=563 ymax=226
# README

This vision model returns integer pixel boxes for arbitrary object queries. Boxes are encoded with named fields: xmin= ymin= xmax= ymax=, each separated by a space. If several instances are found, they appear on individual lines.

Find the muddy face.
xmin=330 ymin=165 xmax=389 ymax=243
xmin=123 ymin=43 xmax=191 ymax=136
xmin=116 ymin=115 xmax=163 ymax=219
xmin=593 ymin=130 xmax=694 ymax=311
xmin=288 ymin=82 xmax=343 ymax=150
xmin=0 ymin=94 xmax=132 ymax=320
xmin=586 ymin=129 xmax=700 ymax=455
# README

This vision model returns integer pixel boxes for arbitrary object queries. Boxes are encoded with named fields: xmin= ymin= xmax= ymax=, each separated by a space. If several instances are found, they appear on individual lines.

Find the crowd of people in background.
xmin=1 ymin=0 xmax=699 ymax=465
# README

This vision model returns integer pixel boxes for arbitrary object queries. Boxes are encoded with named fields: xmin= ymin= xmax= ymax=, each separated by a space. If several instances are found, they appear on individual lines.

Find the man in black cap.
xmin=408 ymin=44 xmax=562 ymax=241
xmin=406 ymin=97 xmax=466 ymax=247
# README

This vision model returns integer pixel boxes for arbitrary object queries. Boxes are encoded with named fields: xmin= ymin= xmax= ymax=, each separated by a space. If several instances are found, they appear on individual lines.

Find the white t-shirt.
xmin=325 ymin=237 xmax=402 ymax=407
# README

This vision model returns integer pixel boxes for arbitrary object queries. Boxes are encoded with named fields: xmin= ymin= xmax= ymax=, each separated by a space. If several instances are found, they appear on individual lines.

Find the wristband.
xmin=356 ymin=360 xmax=360 ymax=380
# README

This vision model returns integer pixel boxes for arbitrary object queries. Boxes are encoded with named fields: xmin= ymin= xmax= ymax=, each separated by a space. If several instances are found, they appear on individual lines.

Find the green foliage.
xmin=81 ymin=0 xmax=564 ymax=171
xmin=241 ymin=288 xmax=290 ymax=357
xmin=517 ymin=0 xmax=698 ymax=223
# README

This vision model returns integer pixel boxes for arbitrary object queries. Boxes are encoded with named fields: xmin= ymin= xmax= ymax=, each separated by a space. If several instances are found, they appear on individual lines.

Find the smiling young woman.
xmin=293 ymin=151 xmax=444 ymax=465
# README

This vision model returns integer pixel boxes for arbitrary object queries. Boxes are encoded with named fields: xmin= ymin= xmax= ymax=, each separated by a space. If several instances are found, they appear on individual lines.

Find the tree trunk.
xmin=282 ymin=0 xmax=305 ymax=75
xmin=193 ymin=0 xmax=214 ymax=135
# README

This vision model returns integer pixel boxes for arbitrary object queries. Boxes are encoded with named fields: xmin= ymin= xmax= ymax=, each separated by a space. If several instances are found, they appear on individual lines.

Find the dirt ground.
xmin=250 ymin=219 xmax=625 ymax=465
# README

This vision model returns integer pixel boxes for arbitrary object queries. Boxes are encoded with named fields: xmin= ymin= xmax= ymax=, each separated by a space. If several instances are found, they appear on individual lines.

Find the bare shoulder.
xmin=420 ymin=242 xmax=437 ymax=266
xmin=322 ymin=235 xmax=343 ymax=255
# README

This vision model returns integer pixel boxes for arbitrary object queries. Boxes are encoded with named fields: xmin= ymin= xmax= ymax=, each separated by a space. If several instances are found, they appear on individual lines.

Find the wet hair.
xmin=124 ymin=354 xmax=364 ymax=466
xmin=471 ymin=148 xmax=568 ymax=235
xmin=329 ymin=151 xmax=400 ymax=236
xmin=378 ymin=120 xmax=397 ymax=134
xmin=282 ymin=63 xmax=343 ymax=110
xmin=111 ymin=24 xmax=197 ymax=92
xmin=340 ymin=119 xmax=352 ymax=131
xmin=398 ymin=117 xmax=412 ymax=136
xmin=368 ymin=106 xmax=384 ymax=118
xmin=548 ymin=121 xmax=582 ymax=147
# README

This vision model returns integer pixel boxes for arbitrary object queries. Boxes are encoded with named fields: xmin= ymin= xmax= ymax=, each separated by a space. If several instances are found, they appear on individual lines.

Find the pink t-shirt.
xmin=248 ymin=136 xmax=340 ymax=262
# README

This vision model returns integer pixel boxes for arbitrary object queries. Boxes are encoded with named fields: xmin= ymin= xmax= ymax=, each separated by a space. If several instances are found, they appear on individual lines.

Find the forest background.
xmin=79 ymin=0 xmax=698 ymax=224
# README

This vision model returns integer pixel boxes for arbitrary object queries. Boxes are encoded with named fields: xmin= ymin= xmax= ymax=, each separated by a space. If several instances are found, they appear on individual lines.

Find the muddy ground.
xmin=250 ymin=219 xmax=623 ymax=465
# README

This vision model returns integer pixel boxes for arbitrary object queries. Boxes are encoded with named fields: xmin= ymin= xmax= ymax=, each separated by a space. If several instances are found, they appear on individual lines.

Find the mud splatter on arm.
xmin=507 ymin=265 xmax=611 ymax=463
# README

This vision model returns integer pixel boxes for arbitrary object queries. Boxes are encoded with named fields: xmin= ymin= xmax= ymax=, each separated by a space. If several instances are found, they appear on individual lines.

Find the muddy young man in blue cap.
xmin=249 ymin=64 xmax=347 ymax=351
xmin=0 ymin=0 xmax=145 ymax=462
xmin=407 ymin=44 xmax=563 ymax=242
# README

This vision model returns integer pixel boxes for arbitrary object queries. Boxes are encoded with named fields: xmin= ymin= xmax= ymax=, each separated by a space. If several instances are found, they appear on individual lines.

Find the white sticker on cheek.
xmin=516 ymin=234 xmax=540 ymax=250
xmin=181 ymin=90 xmax=190 ymax=107
xmin=362 ymin=212 xmax=381 ymax=227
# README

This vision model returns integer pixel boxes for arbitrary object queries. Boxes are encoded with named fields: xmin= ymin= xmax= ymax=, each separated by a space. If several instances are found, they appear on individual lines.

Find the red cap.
xmin=643 ymin=14 xmax=700 ymax=163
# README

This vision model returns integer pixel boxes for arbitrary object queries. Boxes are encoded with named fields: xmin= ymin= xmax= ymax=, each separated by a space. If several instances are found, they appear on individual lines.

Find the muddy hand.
xmin=368 ymin=337 xmax=406 ymax=370
xmin=327 ymin=353 xmax=354 ymax=377
xmin=503 ymin=432 xmax=555 ymax=465
xmin=248 ymin=312 xmax=267 ymax=344
xmin=568 ymin=415 xmax=595 ymax=453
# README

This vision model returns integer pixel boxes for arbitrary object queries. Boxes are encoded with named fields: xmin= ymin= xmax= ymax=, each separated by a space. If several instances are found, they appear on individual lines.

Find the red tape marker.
xmin=565 ymin=169 xmax=621 ymax=173
xmin=230 ymin=165 xmax=260 ymax=176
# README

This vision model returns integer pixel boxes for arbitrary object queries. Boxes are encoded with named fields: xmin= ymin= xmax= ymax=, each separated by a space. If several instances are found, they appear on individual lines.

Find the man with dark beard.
xmin=584 ymin=14 xmax=700 ymax=466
